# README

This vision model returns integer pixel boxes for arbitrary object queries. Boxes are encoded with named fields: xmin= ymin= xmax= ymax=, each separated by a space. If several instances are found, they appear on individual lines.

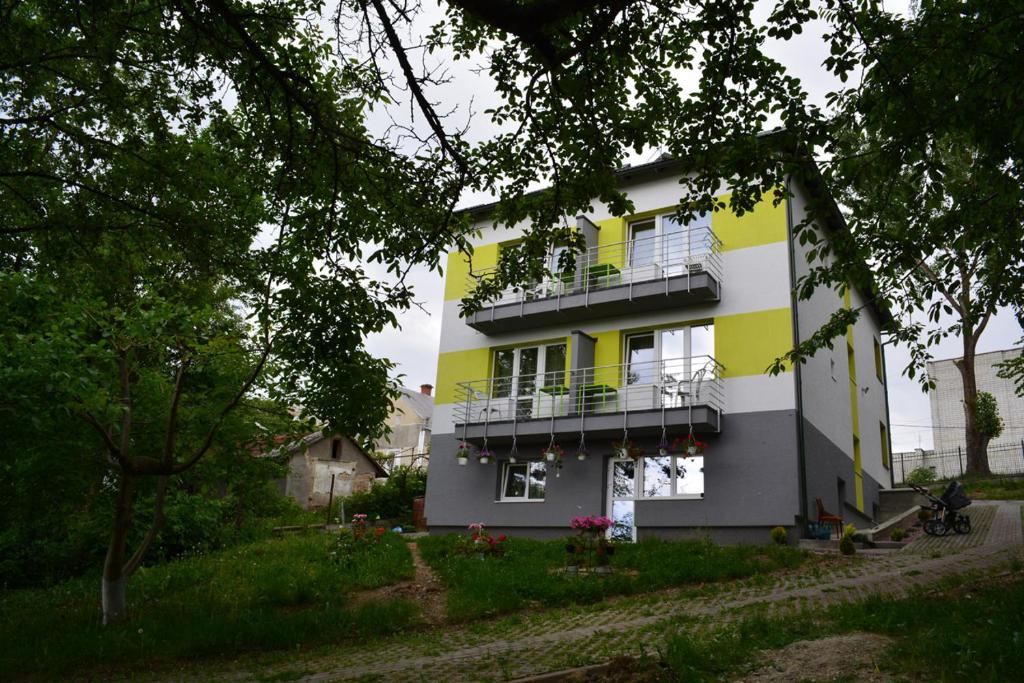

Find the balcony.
xmin=464 ymin=227 xmax=722 ymax=334
xmin=454 ymin=355 xmax=723 ymax=446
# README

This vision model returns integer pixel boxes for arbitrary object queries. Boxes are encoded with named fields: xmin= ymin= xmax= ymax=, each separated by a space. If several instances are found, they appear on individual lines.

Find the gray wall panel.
xmin=426 ymin=410 xmax=803 ymax=532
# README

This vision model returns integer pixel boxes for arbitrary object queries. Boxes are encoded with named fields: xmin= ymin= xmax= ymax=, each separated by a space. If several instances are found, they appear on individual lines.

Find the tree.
xmin=0 ymin=1 xmax=462 ymax=623
xmin=771 ymin=1 xmax=1024 ymax=476
xmin=973 ymin=391 xmax=1004 ymax=463
xmin=3 ymin=0 xmax=848 ymax=623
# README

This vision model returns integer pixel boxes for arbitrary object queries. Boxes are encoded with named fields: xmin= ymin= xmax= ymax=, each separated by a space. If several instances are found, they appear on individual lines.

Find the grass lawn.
xmin=951 ymin=475 xmax=1024 ymax=501
xmin=659 ymin=570 xmax=1024 ymax=682
xmin=418 ymin=535 xmax=804 ymax=622
xmin=0 ymin=532 xmax=417 ymax=679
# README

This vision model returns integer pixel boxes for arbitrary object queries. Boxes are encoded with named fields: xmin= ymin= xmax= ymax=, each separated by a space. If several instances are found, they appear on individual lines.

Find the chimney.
xmin=420 ymin=384 xmax=433 ymax=396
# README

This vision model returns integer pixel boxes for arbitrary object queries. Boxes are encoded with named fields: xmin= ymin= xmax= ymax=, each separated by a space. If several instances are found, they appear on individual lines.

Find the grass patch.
xmin=0 ymin=532 xmax=417 ymax=678
xmin=936 ymin=475 xmax=1024 ymax=501
xmin=417 ymin=535 xmax=804 ymax=622
xmin=661 ymin=572 xmax=1024 ymax=682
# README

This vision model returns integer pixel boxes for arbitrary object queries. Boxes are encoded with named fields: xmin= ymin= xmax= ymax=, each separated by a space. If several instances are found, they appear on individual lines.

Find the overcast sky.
xmin=357 ymin=1 xmax=1022 ymax=453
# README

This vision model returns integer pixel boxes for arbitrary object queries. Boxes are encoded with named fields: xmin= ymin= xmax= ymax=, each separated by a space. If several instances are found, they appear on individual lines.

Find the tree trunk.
xmin=957 ymin=340 xmax=991 ymax=477
xmin=102 ymin=471 xmax=136 ymax=625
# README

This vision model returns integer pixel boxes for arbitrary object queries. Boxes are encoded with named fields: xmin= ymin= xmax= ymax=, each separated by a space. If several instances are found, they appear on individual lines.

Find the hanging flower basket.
xmin=477 ymin=447 xmax=493 ymax=464
xmin=456 ymin=441 xmax=472 ymax=465
xmin=674 ymin=434 xmax=707 ymax=456
xmin=542 ymin=443 xmax=564 ymax=462
xmin=611 ymin=439 xmax=643 ymax=459
xmin=576 ymin=448 xmax=588 ymax=461
xmin=657 ymin=438 xmax=670 ymax=456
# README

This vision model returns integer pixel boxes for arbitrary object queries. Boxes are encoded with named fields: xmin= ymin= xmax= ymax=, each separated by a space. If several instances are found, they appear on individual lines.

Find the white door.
xmin=608 ymin=458 xmax=637 ymax=542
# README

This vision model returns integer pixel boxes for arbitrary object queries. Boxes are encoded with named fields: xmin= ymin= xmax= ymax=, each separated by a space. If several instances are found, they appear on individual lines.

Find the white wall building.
xmin=928 ymin=347 xmax=1024 ymax=453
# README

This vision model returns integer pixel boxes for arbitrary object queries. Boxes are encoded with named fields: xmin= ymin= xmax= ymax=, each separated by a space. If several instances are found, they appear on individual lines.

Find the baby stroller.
xmin=909 ymin=480 xmax=972 ymax=536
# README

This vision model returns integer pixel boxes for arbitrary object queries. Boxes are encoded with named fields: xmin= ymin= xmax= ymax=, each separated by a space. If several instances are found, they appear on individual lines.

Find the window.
xmin=879 ymin=422 xmax=889 ymax=470
xmin=501 ymin=461 xmax=546 ymax=501
xmin=330 ymin=438 xmax=341 ymax=460
xmin=873 ymin=338 xmax=884 ymax=382
xmin=627 ymin=212 xmax=712 ymax=275
xmin=493 ymin=342 xmax=567 ymax=397
xmin=624 ymin=324 xmax=715 ymax=386
xmin=640 ymin=455 xmax=704 ymax=498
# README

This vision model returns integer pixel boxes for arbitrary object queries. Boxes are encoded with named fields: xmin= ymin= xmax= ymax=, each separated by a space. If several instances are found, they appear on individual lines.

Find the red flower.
xmin=497 ymin=534 xmax=507 ymax=542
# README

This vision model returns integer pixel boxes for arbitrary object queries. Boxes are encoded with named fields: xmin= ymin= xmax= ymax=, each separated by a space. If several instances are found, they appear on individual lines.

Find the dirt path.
xmin=350 ymin=542 xmax=447 ymax=626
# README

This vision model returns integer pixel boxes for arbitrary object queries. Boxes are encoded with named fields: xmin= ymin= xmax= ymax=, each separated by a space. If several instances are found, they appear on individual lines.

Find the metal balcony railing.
xmin=454 ymin=355 xmax=724 ymax=427
xmin=466 ymin=226 xmax=722 ymax=308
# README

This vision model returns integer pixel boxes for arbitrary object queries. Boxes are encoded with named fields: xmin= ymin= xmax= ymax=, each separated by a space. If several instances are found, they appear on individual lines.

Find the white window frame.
xmin=627 ymin=212 xmax=712 ymax=271
xmin=499 ymin=461 xmax=547 ymax=502
xmin=494 ymin=342 xmax=567 ymax=395
xmin=623 ymin=324 xmax=714 ymax=385
xmin=637 ymin=454 xmax=705 ymax=500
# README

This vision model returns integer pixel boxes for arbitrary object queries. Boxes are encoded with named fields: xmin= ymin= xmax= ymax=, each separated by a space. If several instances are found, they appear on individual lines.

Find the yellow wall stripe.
xmin=444 ymin=243 xmax=500 ymax=301
xmin=714 ymin=308 xmax=793 ymax=378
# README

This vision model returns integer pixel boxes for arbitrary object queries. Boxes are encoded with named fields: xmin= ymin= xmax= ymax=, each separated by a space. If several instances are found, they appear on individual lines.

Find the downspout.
xmin=881 ymin=339 xmax=896 ymax=489
xmin=784 ymin=175 xmax=810 ymax=533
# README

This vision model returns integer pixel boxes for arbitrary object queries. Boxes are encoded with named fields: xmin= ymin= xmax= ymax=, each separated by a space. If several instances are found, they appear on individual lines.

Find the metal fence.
xmin=454 ymin=355 xmax=724 ymax=426
xmin=465 ymin=226 xmax=723 ymax=308
xmin=893 ymin=440 xmax=1024 ymax=483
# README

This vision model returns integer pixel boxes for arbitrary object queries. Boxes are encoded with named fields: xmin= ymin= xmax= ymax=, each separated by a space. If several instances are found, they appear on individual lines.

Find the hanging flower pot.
xmin=456 ymin=441 xmax=472 ymax=466
xmin=457 ymin=456 xmax=468 ymax=466
xmin=577 ymin=450 xmax=587 ymax=461
xmin=509 ymin=454 xmax=517 ymax=463
xmin=477 ymin=447 xmax=493 ymax=465
xmin=542 ymin=443 xmax=564 ymax=462
xmin=657 ymin=439 xmax=670 ymax=456
xmin=612 ymin=439 xmax=643 ymax=459
xmin=672 ymin=434 xmax=707 ymax=456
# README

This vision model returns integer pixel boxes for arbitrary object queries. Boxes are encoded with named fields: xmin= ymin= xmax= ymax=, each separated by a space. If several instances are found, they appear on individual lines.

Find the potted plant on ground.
xmin=542 ymin=443 xmax=564 ymax=462
xmin=456 ymin=441 xmax=472 ymax=466
xmin=673 ymin=434 xmax=707 ymax=455
xmin=477 ymin=447 xmax=494 ymax=464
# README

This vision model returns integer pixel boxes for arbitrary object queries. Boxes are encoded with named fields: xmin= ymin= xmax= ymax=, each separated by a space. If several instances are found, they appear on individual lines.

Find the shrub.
xmin=454 ymin=523 xmax=508 ymax=557
xmin=839 ymin=533 xmax=856 ymax=555
xmin=770 ymin=526 xmax=788 ymax=545
xmin=338 ymin=465 xmax=426 ymax=526
xmin=890 ymin=527 xmax=907 ymax=542
xmin=905 ymin=467 xmax=937 ymax=485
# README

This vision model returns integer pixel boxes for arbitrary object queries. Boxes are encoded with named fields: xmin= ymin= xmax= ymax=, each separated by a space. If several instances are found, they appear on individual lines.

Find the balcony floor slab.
xmin=466 ymin=272 xmax=720 ymax=334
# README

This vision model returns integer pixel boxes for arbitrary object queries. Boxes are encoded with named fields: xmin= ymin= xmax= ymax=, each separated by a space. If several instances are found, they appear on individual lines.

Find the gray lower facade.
xmin=425 ymin=409 xmax=885 ymax=541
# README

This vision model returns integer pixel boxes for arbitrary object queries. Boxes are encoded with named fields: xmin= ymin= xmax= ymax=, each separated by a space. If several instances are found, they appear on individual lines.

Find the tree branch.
xmin=122 ymin=474 xmax=169 ymax=576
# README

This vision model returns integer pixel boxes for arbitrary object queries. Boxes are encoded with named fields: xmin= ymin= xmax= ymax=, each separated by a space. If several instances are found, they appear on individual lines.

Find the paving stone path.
xmin=162 ymin=502 xmax=1024 ymax=683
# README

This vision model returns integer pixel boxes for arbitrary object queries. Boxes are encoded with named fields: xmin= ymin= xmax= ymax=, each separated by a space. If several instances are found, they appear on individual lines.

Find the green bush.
xmin=839 ymin=532 xmax=856 ymax=555
xmin=890 ymin=527 xmax=907 ymax=542
xmin=905 ymin=467 xmax=937 ymax=485
xmin=770 ymin=526 xmax=788 ymax=545
xmin=338 ymin=465 xmax=426 ymax=527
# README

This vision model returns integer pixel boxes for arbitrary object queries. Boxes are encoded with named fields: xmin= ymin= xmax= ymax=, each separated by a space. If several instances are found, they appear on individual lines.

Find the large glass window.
xmin=640 ymin=455 xmax=704 ymax=499
xmin=625 ymin=324 xmax=715 ymax=386
xmin=501 ymin=461 xmax=546 ymax=501
xmin=492 ymin=343 xmax=567 ymax=396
